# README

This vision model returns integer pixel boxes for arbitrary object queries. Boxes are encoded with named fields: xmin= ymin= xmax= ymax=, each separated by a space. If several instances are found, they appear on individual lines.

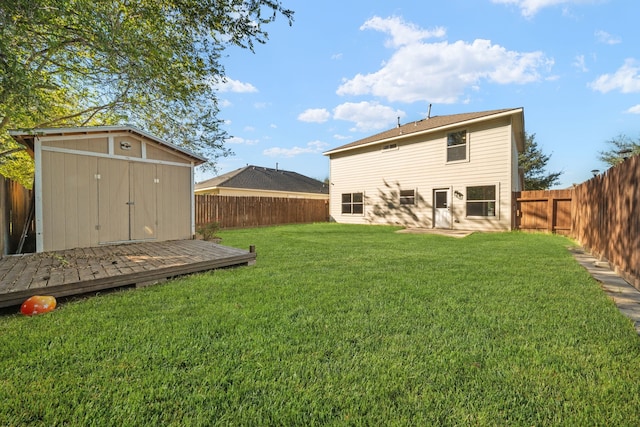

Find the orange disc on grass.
xmin=20 ymin=295 xmax=57 ymax=316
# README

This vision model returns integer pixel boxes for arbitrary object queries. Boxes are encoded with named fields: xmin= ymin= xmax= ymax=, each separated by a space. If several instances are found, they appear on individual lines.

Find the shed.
xmin=10 ymin=126 xmax=206 ymax=252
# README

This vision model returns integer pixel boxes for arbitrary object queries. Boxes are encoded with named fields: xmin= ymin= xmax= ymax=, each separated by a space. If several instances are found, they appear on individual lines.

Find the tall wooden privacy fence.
xmin=516 ymin=156 xmax=640 ymax=290
xmin=0 ymin=175 xmax=33 ymax=255
xmin=515 ymin=189 xmax=573 ymax=235
xmin=195 ymin=195 xmax=329 ymax=229
xmin=571 ymin=155 xmax=640 ymax=289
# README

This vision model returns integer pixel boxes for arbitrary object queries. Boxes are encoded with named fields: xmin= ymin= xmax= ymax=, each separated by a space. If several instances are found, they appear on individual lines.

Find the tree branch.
xmin=35 ymin=102 xmax=119 ymax=127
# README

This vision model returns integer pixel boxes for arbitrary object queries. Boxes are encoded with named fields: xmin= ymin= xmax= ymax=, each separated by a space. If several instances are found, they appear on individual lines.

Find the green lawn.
xmin=1 ymin=223 xmax=640 ymax=425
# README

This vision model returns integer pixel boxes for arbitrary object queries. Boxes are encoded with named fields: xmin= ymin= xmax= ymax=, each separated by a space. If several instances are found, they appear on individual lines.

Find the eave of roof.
xmin=8 ymin=125 xmax=207 ymax=165
xmin=323 ymin=108 xmax=524 ymax=156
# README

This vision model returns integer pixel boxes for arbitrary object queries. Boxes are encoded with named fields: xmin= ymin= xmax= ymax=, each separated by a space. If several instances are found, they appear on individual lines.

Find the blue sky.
xmin=200 ymin=0 xmax=640 ymax=188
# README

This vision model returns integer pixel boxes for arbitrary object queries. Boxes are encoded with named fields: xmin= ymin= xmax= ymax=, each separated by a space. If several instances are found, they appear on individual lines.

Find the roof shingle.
xmin=195 ymin=165 xmax=329 ymax=194
xmin=324 ymin=108 xmax=522 ymax=155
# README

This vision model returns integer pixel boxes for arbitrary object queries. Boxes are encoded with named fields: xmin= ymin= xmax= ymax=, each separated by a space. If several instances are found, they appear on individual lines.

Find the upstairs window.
xmin=341 ymin=192 xmax=364 ymax=214
xmin=399 ymin=189 xmax=416 ymax=205
xmin=466 ymin=185 xmax=496 ymax=217
xmin=447 ymin=130 xmax=467 ymax=162
xmin=382 ymin=143 xmax=398 ymax=151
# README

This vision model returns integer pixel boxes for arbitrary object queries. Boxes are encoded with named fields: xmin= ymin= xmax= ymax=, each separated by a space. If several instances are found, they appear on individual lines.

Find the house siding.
xmin=328 ymin=116 xmax=517 ymax=231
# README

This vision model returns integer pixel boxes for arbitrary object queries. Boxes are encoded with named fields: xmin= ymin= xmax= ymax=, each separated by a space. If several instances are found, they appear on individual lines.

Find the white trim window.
xmin=341 ymin=192 xmax=364 ymax=214
xmin=446 ymin=130 xmax=467 ymax=162
xmin=466 ymin=185 xmax=496 ymax=217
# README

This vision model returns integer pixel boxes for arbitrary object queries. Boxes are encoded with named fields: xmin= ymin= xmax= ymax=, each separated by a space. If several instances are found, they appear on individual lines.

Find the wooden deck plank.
xmin=0 ymin=240 xmax=256 ymax=308
xmin=11 ymin=255 xmax=43 ymax=291
xmin=0 ymin=255 xmax=22 ymax=280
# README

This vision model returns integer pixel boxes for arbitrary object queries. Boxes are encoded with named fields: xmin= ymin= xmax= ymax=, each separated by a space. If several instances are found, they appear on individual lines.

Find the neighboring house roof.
xmin=323 ymin=108 xmax=524 ymax=156
xmin=195 ymin=165 xmax=329 ymax=195
xmin=9 ymin=125 xmax=207 ymax=165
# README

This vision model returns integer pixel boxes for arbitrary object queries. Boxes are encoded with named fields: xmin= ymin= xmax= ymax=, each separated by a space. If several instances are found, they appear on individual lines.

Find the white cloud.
xmin=595 ymin=30 xmax=621 ymax=45
xmin=333 ymin=101 xmax=406 ymax=132
xmin=491 ymin=0 xmax=601 ymax=18
xmin=338 ymin=19 xmax=552 ymax=104
xmin=298 ymin=108 xmax=331 ymax=123
xmin=573 ymin=55 xmax=588 ymax=72
xmin=217 ymin=77 xmax=258 ymax=93
xmin=590 ymin=59 xmax=640 ymax=94
xmin=227 ymin=136 xmax=259 ymax=145
xmin=626 ymin=105 xmax=640 ymax=114
xmin=361 ymin=16 xmax=446 ymax=48
xmin=263 ymin=140 xmax=329 ymax=158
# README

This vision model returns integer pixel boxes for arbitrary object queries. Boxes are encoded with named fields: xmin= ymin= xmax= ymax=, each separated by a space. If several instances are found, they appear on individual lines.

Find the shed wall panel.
xmin=41 ymin=151 xmax=100 ymax=251
xmin=114 ymin=136 xmax=142 ymax=158
xmin=157 ymin=164 xmax=192 ymax=240
xmin=145 ymin=144 xmax=192 ymax=164
xmin=44 ymin=138 xmax=109 ymax=154
xmin=131 ymin=162 xmax=158 ymax=240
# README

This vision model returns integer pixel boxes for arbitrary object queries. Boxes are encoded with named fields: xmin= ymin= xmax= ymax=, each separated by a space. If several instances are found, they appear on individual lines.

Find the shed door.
xmin=434 ymin=189 xmax=452 ymax=229
xmin=130 ymin=162 xmax=157 ymax=240
xmin=98 ymin=159 xmax=157 ymax=243
xmin=98 ymin=158 xmax=130 ymax=243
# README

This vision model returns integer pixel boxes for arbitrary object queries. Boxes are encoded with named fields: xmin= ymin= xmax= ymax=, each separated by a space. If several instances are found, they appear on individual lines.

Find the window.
xmin=447 ymin=130 xmax=467 ymax=162
xmin=382 ymin=143 xmax=398 ymax=151
xmin=466 ymin=186 xmax=496 ymax=217
xmin=399 ymin=189 xmax=416 ymax=205
xmin=342 ymin=192 xmax=364 ymax=214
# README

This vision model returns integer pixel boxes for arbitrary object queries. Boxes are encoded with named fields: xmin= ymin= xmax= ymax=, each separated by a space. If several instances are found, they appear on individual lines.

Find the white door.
xmin=434 ymin=189 xmax=451 ymax=228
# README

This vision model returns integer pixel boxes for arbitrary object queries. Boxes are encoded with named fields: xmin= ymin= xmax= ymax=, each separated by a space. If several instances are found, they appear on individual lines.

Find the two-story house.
xmin=322 ymin=108 xmax=525 ymax=231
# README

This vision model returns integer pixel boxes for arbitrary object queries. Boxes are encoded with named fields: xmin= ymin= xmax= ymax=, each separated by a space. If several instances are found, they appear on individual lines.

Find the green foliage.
xmin=598 ymin=134 xmax=640 ymax=167
xmin=0 ymin=143 xmax=33 ymax=188
xmin=196 ymin=222 xmax=221 ymax=241
xmin=2 ymin=224 xmax=640 ymax=425
xmin=0 ymin=0 xmax=294 ymax=178
xmin=519 ymin=132 xmax=563 ymax=190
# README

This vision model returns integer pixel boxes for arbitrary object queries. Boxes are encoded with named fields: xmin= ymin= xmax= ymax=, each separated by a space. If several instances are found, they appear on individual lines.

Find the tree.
xmin=0 ymin=0 xmax=294 ymax=186
xmin=518 ymin=132 xmax=563 ymax=190
xmin=598 ymin=134 xmax=640 ymax=167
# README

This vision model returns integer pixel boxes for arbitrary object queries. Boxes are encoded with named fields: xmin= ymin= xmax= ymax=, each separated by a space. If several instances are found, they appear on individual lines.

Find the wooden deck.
xmin=0 ymin=240 xmax=256 ymax=308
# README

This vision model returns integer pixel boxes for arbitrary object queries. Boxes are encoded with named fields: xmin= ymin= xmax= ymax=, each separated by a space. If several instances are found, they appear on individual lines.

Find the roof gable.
xmin=324 ymin=108 xmax=524 ymax=155
xmin=195 ymin=165 xmax=329 ymax=194
xmin=9 ymin=125 xmax=207 ymax=164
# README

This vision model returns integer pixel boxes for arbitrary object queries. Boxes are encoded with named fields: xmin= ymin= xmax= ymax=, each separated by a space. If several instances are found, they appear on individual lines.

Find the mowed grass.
xmin=1 ymin=223 xmax=640 ymax=425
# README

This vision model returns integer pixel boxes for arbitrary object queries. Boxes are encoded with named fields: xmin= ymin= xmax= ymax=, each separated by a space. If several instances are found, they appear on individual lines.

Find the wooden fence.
xmin=0 ymin=175 xmax=33 ymax=255
xmin=195 ymin=195 xmax=329 ymax=229
xmin=571 ymin=155 xmax=640 ymax=289
xmin=515 ymin=189 xmax=573 ymax=235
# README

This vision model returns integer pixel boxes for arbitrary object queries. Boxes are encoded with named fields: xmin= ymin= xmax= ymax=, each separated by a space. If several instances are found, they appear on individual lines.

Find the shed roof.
xmin=195 ymin=165 xmax=329 ymax=194
xmin=9 ymin=125 xmax=207 ymax=164
xmin=323 ymin=108 xmax=524 ymax=155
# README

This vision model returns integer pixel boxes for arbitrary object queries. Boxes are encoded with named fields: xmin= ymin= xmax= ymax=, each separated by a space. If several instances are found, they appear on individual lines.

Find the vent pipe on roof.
xmin=427 ymin=104 xmax=432 ymax=119
xmin=397 ymin=116 xmax=401 ymax=128
xmin=276 ymin=162 xmax=278 ymax=171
